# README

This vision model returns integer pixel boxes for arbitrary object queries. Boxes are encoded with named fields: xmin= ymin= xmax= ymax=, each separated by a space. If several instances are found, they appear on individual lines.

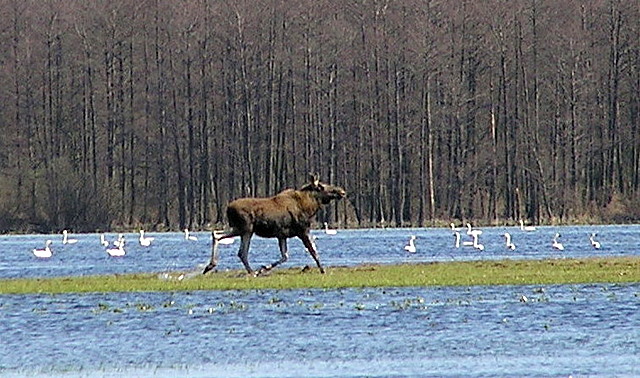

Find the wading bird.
xmin=185 ymin=229 xmax=198 ymax=241
xmin=404 ymin=235 xmax=417 ymax=253
xmin=106 ymin=244 xmax=125 ymax=257
xmin=519 ymin=220 xmax=536 ymax=231
xmin=324 ymin=222 xmax=337 ymax=235
xmin=552 ymin=233 xmax=564 ymax=251
xmin=62 ymin=230 xmax=78 ymax=245
xmin=466 ymin=223 xmax=482 ymax=237
xmin=214 ymin=231 xmax=235 ymax=245
xmin=504 ymin=233 xmax=516 ymax=250
xmin=113 ymin=234 xmax=125 ymax=248
xmin=33 ymin=240 xmax=53 ymax=258
xmin=100 ymin=234 xmax=109 ymax=247
xmin=453 ymin=231 xmax=475 ymax=248
xmin=589 ymin=233 xmax=601 ymax=249
xmin=139 ymin=230 xmax=154 ymax=247
xmin=472 ymin=233 xmax=485 ymax=251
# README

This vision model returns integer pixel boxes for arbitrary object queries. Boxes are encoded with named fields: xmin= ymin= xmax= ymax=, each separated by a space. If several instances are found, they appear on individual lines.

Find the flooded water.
xmin=0 ymin=224 xmax=638 ymax=279
xmin=1 ymin=284 xmax=639 ymax=376
xmin=1 ymin=225 xmax=639 ymax=376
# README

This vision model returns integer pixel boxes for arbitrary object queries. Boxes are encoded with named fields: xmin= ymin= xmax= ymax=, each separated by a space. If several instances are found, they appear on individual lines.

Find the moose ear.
xmin=308 ymin=173 xmax=319 ymax=185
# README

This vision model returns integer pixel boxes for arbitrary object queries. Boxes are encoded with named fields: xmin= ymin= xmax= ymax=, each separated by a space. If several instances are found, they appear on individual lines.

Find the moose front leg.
xmin=300 ymin=233 xmax=325 ymax=274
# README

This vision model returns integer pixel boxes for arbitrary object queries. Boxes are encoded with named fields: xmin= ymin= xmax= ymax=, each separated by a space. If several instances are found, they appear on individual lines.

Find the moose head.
xmin=300 ymin=174 xmax=347 ymax=204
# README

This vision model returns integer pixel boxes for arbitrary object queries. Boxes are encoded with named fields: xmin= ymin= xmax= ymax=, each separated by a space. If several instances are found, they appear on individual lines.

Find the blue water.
xmin=1 ymin=225 xmax=639 ymax=376
xmin=1 ymin=284 xmax=638 ymax=376
xmin=0 ymin=224 xmax=638 ymax=279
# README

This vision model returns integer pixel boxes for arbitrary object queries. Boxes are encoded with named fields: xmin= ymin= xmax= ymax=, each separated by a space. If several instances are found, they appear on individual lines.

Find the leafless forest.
xmin=0 ymin=0 xmax=638 ymax=232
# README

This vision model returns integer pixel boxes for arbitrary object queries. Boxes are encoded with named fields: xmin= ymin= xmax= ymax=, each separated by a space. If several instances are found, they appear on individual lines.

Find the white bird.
xmin=106 ymin=245 xmax=126 ymax=257
xmin=100 ymin=234 xmax=109 ymax=247
xmin=503 ymin=233 xmax=516 ymax=250
xmin=33 ymin=240 xmax=53 ymax=258
xmin=472 ymin=233 xmax=484 ymax=251
xmin=324 ymin=222 xmax=337 ymax=235
xmin=450 ymin=223 xmax=459 ymax=231
xmin=62 ymin=230 xmax=78 ymax=245
xmin=404 ymin=235 xmax=417 ymax=253
xmin=466 ymin=223 xmax=482 ymax=236
xmin=589 ymin=233 xmax=601 ymax=249
xmin=454 ymin=231 xmax=475 ymax=247
xmin=113 ymin=234 xmax=125 ymax=248
xmin=520 ymin=220 xmax=536 ymax=231
xmin=213 ymin=231 xmax=236 ymax=245
xmin=139 ymin=230 xmax=154 ymax=247
xmin=552 ymin=233 xmax=564 ymax=251
xmin=185 ymin=228 xmax=198 ymax=241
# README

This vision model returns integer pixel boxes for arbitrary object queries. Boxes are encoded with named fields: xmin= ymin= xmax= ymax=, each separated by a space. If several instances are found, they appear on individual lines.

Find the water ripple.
xmin=1 ymin=284 xmax=639 ymax=376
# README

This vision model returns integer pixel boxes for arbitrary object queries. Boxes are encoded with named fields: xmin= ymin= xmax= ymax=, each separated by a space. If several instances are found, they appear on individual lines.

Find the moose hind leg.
xmin=204 ymin=229 xmax=242 ymax=274
xmin=237 ymin=234 xmax=254 ymax=275
xmin=258 ymin=238 xmax=289 ymax=275
xmin=203 ymin=237 xmax=220 ymax=274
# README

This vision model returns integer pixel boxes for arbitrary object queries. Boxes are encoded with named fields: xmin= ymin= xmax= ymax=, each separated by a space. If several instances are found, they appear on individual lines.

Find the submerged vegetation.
xmin=1 ymin=257 xmax=638 ymax=295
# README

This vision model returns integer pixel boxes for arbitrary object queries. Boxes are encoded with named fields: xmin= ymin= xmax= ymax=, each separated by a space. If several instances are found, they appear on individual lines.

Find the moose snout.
xmin=334 ymin=187 xmax=346 ymax=198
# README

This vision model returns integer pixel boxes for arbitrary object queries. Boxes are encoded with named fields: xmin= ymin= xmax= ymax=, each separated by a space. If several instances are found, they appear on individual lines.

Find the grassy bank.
xmin=1 ymin=257 xmax=639 ymax=295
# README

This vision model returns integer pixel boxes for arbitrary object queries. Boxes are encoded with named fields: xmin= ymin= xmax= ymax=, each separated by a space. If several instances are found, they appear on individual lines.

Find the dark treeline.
xmin=0 ymin=0 xmax=639 ymax=233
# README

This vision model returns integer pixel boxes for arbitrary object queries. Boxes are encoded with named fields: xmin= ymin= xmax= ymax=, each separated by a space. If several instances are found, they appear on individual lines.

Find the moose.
xmin=203 ymin=174 xmax=346 ymax=276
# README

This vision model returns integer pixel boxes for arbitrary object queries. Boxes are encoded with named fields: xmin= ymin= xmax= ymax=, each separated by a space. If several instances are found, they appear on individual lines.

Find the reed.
xmin=1 ymin=257 xmax=638 ymax=295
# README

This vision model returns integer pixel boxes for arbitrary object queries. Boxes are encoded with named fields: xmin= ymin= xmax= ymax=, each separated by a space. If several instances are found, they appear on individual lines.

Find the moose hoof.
xmin=202 ymin=264 xmax=216 ymax=275
xmin=256 ymin=266 xmax=272 ymax=276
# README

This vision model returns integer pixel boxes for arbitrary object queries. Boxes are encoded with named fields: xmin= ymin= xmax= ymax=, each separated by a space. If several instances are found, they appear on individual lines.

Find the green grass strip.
xmin=1 ymin=257 xmax=639 ymax=294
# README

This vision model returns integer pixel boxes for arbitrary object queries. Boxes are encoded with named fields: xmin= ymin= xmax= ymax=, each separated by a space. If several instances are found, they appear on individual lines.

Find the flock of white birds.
xmin=31 ymin=228 xmax=214 ymax=258
xmin=403 ymin=220 xmax=602 ymax=254
xmin=31 ymin=221 xmax=603 ymax=259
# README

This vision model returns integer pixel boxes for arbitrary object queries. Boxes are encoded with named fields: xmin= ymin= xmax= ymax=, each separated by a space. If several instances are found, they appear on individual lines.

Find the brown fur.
xmin=203 ymin=175 xmax=346 ymax=275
